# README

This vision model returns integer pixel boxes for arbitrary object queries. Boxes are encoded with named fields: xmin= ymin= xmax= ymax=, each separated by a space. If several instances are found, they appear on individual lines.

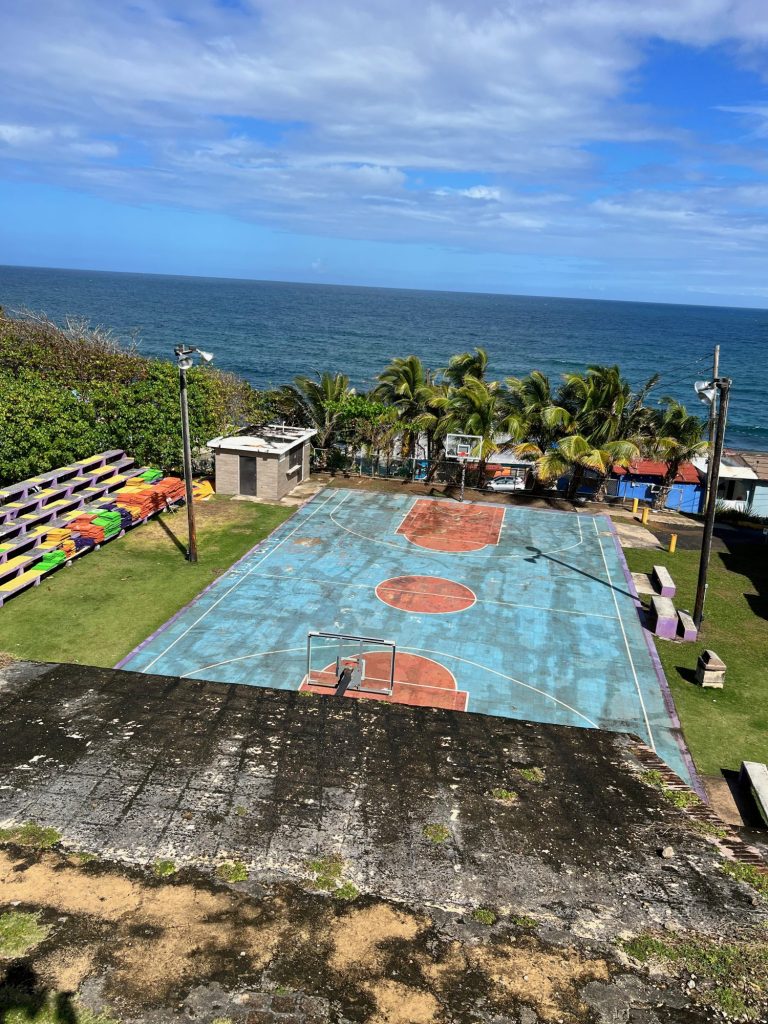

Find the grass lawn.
xmin=624 ymin=542 xmax=768 ymax=777
xmin=0 ymin=496 xmax=294 ymax=668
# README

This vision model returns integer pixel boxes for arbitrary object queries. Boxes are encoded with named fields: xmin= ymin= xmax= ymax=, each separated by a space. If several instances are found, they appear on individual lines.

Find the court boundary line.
xmin=138 ymin=489 xmax=344 ymax=672
xmin=604 ymin=516 xmax=702 ymax=793
xmin=592 ymin=517 xmax=656 ymax=751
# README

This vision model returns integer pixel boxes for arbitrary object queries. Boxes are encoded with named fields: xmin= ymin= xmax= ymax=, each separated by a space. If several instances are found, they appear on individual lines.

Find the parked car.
xmin=485 ymin=475 xmax=527 ymax=492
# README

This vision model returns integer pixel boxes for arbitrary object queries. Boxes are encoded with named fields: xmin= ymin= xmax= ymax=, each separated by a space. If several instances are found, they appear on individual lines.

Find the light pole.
xmin=174 ymin=345 xmax=214 ymax=563
xmin=692 ymin=376 xmax=731 ymax=629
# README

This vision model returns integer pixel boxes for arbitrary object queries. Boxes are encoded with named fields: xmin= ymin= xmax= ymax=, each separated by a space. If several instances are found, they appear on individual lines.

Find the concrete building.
xmin=207 ymin=424 xmax=316 ymax=501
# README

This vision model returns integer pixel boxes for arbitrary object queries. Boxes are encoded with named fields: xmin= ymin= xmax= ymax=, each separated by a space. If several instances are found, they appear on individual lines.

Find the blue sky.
xmin=2 ymin=1 xmax=768 ymax=305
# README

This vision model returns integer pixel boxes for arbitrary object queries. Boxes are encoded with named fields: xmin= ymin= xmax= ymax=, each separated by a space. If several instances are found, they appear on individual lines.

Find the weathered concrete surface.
xmin=1 ymin=660 xmax=767 ymax=1023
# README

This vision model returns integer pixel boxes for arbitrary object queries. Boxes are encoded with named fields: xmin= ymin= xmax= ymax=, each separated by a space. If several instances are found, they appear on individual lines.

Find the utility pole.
xmin=693 ymin=377 xmax=731 ymax=629
xmin=703 ymin=345 xmax=720 ymax=510
xmin=174 ymin=345 xmax=214 ymax=564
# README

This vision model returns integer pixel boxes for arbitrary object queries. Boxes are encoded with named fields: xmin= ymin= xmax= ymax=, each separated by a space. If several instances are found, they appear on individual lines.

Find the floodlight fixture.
xmin=197 ymin=349 xmax=214 ymax=364
xmin=694 ymin=380 xmax=716 ymax=406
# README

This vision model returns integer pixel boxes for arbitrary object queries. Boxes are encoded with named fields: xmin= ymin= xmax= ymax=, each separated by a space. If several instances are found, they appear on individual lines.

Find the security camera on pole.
xmin=692 ymin=375 xmax=731 ymax=629
xmin=174 ymin=345 xmax=214 ymax=564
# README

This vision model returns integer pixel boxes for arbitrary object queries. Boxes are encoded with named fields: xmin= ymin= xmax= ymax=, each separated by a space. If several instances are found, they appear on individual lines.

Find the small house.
xmin=207 ymin=424 xmax=316 ymax=501
xmin=691 ymin=449 xmax=768 ymax=516
xmin=610 ymin=459 xmax=703 ymax=513
xmin=738 ymin=451 xmax=768 ymax=516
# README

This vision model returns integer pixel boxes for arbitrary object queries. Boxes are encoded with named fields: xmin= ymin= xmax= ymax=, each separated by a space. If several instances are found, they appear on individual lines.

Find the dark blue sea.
xmin=2 ymin=264 xmax=767 ymax=451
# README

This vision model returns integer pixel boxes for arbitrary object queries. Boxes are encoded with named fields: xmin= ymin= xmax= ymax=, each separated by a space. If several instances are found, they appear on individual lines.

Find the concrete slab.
xmin=613 ymin=519 xmax=663 ymax=549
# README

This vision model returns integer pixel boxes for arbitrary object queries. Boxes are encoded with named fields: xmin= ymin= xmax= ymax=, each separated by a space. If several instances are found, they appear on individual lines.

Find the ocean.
xmin=2 ymin=264 xmax=767 ymax=452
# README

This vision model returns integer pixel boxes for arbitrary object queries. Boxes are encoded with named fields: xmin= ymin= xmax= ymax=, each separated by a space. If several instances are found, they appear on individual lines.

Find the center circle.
xmin=375 ymin=575 xmax=476 ymax=614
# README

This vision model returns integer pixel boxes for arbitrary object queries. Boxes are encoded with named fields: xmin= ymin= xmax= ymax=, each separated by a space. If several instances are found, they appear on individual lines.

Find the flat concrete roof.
xmin=207 ymin=423 xmax=316 ymax=456
xmin=1 ymin=660 xmax=767 ymax=1022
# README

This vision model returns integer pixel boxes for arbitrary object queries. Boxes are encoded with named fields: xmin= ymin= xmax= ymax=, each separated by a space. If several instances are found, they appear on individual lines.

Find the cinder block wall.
xmin=214 ymin=451 xmax=240 ymax=495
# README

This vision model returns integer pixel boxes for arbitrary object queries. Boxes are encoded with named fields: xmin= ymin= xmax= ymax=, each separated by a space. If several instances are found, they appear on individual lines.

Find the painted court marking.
xmin=329 ymin=496 xmax=589 ymax=560
xmin=397 ymin=498 xmax=504 ymax=552
xmin=592 ymin=517 xmax=656 ymax=751
xmin=199 ymin=570 xmax=622 ymax=622
xmin=375 ymin=575 xmax=477 ymax=613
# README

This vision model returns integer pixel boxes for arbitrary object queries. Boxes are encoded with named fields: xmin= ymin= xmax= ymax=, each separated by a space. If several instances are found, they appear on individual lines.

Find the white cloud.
xmin=2 ymin=1 xmax=768 ymax=296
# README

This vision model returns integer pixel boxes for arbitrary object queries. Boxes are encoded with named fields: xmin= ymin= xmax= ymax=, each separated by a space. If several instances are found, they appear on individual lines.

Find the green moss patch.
xmin=0 ymin=911 xmax=51 ymax=958
xmin=334 ymin=882 xmax=360 ymax=902
xmin=215 ymin=860 xmax=248 ymax=883
xmin=622 ymin=932 xmax=768 ymax=1017
xmin=306 ymin=855 xmax=358 ymax=900
xmin=471 ymin=908 xmax=497 ymax=926
xmin=510 ymin=914 xmax=537 ymax=930
xmin=422 ymin=823 xmax=450 ymax=843
xmin=722 ymin=861 xmax=768 ymax=901
xmin=0 ymin=822 xmax=61 ymax=850
xmin=0 ymin=990 xmax=119 ymax=1024
xmin=489 ymin=787 xmax=518 ymax=802
xmin=516 ymin=767 xmax=545 ymax=783
xmin=153 ymin=859 xmax=177 ymax=878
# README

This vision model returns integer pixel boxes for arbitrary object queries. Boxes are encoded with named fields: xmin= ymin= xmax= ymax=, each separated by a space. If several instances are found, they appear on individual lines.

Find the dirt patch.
xmin=0 ymin=851 xmax=283 ymax=1004
xmin=38 ymin=946 xmax=97 ymax=993
xmin=364 ymin=979 xmax=440 ymax=1024
xmin=330 ymin=904 xmax=426 ymax=973
xmin=293 ymin=536 xmax=323 ymax=546
xmin=470 ymin=941 xmax=610 ymax=1022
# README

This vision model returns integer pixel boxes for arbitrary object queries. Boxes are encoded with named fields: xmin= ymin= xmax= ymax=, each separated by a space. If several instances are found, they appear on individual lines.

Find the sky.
xmin=2 ymin=0 xmax=768 ymax=305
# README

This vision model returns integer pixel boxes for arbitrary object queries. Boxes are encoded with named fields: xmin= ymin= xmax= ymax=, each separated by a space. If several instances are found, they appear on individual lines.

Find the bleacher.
xmin=0 ymin=450 xmax=186 ymax=607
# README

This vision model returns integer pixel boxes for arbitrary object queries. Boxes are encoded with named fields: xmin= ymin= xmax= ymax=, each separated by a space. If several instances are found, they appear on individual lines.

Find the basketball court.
xmin=120 ymin=486 xmax=692 ymax=782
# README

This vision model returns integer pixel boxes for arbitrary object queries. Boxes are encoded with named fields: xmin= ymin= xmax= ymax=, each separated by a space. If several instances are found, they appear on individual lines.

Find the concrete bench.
xmin=0 ymin=521 xmax=25 ymax=543
xmin=652 ymin=564 xmax=676 ymax=598
xmin=76 ymin=449 xmax=125 ymax=472
xmin=676 ymin=610 xmax=698 ymax=642
xmin=649 ymin=595 xmax=678 ymax=639
xmin=0 ymin=554 xmax=36 ymax=582
xmin=740 ymin=761 xmax=768 ymax=828
xmin=3 ymin=495 xmax=43 ymax=518
xmin=0 ymin=568 xmax=43 ymax=606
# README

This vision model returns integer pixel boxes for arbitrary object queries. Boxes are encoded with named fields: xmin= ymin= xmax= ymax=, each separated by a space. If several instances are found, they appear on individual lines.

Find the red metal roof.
xmin=613 ymin=459 xmax=700 ymax=484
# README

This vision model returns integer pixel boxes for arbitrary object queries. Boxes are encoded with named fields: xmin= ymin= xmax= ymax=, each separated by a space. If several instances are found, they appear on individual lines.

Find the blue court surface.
xmin=121 ymin=488 xmax=690 ymax=782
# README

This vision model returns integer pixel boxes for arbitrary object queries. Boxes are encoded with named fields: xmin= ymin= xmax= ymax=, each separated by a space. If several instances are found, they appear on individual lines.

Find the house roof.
xmin=692 ymin=453 xmax=758 ymax=481
xmin=733 ymin=449 xmax=768 ymax=480
xmin=614 ymin=459 xmax=700 ymax=484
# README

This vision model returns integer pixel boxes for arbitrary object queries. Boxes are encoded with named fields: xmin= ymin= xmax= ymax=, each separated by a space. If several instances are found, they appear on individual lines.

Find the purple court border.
xmin=114 ymin=489 xmax=328 ymax=671
xmin=603 ymin=514 xmax=705 ymax=797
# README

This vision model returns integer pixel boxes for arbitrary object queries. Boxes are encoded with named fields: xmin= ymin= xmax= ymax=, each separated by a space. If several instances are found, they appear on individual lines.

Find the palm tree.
xmin=373 ymin=355 xmax=432 ymax=459
xmin=502 ymin=370 xmax=573 ymax=452
xmin=443 ymin=347 xmax=488 ymax=388
xmin=432 ymin=376 xmax=503 ymax=480
xmin=509 ymin=366 xmax=649 ymax=498
xmin=649 ymin=400 xmax=708 ymax=509
xmin=278 ymin=371 xmax=354 ymax=450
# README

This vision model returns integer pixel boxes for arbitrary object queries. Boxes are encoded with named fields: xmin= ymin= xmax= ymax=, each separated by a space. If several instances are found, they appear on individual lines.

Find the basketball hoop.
xmin=444 ymin=433 xmax=482 ymax=501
